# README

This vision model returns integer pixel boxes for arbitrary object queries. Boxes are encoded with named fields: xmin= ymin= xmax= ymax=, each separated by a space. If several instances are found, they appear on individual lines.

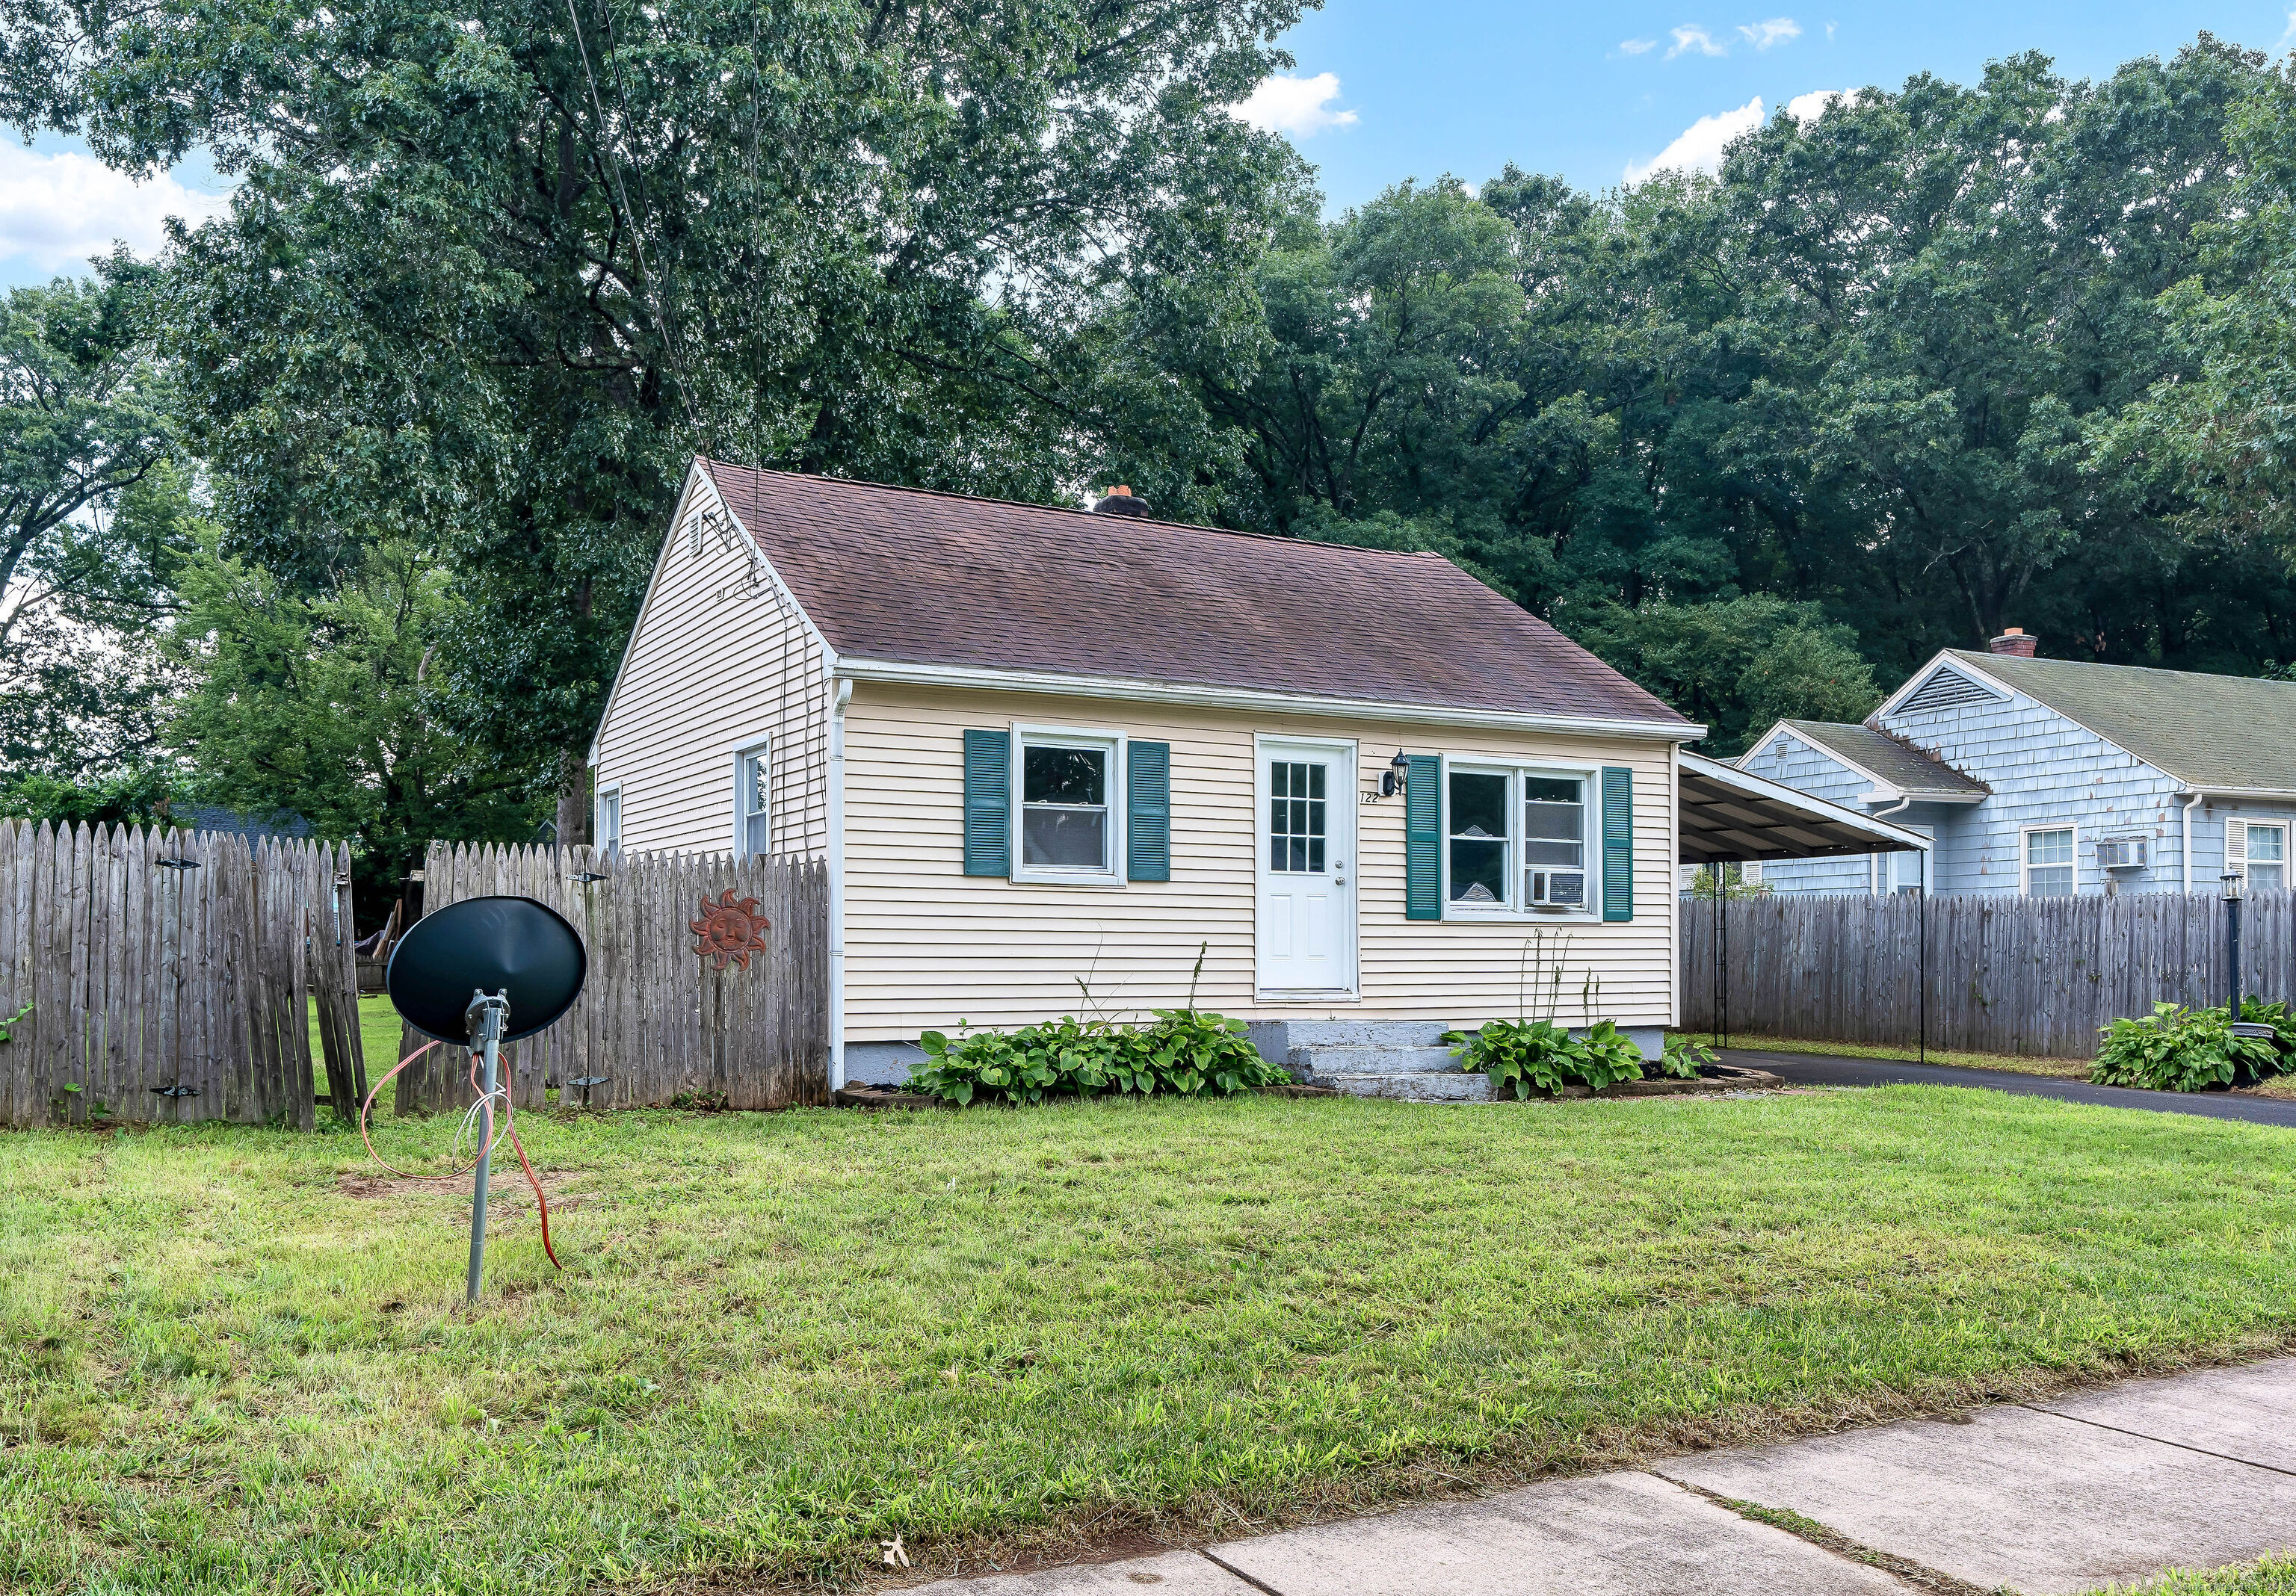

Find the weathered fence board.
xmin=394 ymin=842 xmax=830 ymax=1115
xmin=0 ymin=821 xmax=363 ymax=1127
xmin=1684 ymin=888 xmax=2292 ymax=1058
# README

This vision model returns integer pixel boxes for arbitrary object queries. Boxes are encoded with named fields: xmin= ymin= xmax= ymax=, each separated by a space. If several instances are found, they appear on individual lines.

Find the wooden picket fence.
xmin=1682 ymin=888 xmax=2295 ymax=1060
xmin=0 ymin=821 xmax=364 ymax=1128
xmin=391 ymin=841 xmax=830 ymax=1115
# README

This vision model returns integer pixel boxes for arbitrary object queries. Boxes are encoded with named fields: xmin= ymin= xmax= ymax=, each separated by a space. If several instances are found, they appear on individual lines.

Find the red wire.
xmin=359 ymin=1040 xmax=564 ymax=1272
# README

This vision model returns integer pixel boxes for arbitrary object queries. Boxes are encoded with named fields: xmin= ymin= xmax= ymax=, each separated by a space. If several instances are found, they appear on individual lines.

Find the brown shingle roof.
xmin=700 ymin=462 xmax=1695 ymax=730
xmin=1777 ymin=721 xmax=1991 ymax=798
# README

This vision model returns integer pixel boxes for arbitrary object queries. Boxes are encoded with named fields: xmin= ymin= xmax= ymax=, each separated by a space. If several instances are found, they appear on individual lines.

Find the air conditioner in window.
xmin=1529 ymin=869 xmax=1587 ymax=907
xmin=2097 ymin=838 xmax=2148 ymax=870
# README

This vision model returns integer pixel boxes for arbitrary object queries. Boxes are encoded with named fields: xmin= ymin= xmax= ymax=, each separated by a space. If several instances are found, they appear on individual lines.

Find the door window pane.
xmin=1022 ymin=743 xmax=1109 ymax=869
xmin=2250 ymin=825 xmax=2286 ymax=890
xmin=1269 ymin=760 xmax=1327 ymax=873
xmin=2026 ymin=828 xmax=2074 ymax=896
xmin=1448 ymin=771 xmax=1508 ymax=903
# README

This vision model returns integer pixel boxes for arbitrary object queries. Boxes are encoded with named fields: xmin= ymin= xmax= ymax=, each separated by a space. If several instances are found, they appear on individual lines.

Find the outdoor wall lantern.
xmin=1382 ymin=749 xmax=1410 ymax=798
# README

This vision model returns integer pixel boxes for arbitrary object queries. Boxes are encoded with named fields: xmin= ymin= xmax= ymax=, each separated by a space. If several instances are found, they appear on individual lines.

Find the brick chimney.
xmin=1090 ymin=485 xmax=1152 ymax=518
xmin=1987 ymin=626 xmax=2038 ymax=658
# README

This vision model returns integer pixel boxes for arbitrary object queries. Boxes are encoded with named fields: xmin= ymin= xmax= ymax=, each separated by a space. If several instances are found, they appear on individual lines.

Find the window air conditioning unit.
xmin=1529 ymin=868 xmax=1587 ymax=907
xmin=2097 ymin=838 xmax=2148 ymax=871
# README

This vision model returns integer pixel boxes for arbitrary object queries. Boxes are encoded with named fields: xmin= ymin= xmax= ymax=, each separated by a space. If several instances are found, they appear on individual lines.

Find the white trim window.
xmin=2247 ymin=823 xmax=2286 ymax=891
xmin=1445 ymin=764 xmax=1593 ymax=915
xmin=2022 ymin=826 xmax=2076 ymax=897
xmin=734 ymin=738 xmax=771 ymax=861
xmin=596 ymin=785 xmax=622 ymax=856
xmin=1013 ymin=726 xmax=1125 ymax=885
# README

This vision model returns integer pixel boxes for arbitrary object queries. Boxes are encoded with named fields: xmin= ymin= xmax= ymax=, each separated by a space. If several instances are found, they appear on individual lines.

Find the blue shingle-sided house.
xmin=1738 ymin=629 xmax=2296 ymax=897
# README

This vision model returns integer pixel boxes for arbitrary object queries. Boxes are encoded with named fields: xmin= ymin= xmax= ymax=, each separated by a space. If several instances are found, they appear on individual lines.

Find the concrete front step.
xmin=1288 ymin=1044 xmax=1460 ymax=1077
xmin=1320 ymin=1070 xmax=1493 ymax=1102
xmin=1248 ymin=1019 xmax=1452 ymax=1057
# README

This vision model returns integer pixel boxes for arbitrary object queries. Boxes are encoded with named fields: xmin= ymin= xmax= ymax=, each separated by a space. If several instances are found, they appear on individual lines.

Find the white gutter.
xmin=2182 ymin=791 xmax=2204 ymax=894
xmin=833 ymin=656 xmax=1706 ymax=743
xmin=1868 ymin=796 xmax=1912 ymax=894
xmin=827 ymin=678 xmax=852 ymax=1092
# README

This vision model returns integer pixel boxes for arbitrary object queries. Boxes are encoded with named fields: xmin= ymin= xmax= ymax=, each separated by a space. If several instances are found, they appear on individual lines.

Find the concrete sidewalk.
xmin=906 ymin=1358 xmax=2296 ymax=1596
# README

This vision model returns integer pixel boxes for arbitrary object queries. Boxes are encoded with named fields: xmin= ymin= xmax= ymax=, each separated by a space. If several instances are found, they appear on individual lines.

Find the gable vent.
xmin=1900 ymin=666 xmax=2002 ymax=716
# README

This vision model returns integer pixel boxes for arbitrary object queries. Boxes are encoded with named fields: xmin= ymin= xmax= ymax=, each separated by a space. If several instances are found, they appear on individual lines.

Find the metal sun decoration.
xmin=690 ymin=889 xmax=772 ymax=969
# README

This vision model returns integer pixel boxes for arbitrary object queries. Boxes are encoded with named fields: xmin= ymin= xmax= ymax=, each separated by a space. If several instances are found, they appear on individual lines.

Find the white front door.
xmin=1256 ymin=738 xmax=1358 ymax=996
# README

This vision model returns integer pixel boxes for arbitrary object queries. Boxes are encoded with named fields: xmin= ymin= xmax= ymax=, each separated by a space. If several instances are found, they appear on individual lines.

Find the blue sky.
xmin=1244 ymin=0 xmax=2296 ymax=210
xmin=3 ymin=1 xmax=2292 ymax=286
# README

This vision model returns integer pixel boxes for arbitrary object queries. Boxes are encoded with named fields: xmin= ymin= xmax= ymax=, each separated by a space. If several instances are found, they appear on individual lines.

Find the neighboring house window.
xmin=1446 ymin=765 xmax=1591 ymax=913
xmin=734 ymin=740 xmax=771 ymax=860
xmin=2023 ymin=826 xmax=2076 ymax=896
xmin=1014 ymin=728 xmax=1123 ymax=883
xmin=2248 ymin=823 xmax=2286 ymax=891
xmin=596 ymin=786 xmax=621 ymax=856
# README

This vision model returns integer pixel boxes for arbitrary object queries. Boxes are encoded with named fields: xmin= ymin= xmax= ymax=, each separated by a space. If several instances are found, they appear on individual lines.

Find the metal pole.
xmin=1919 ymin=850 xmax=1928 ymax=1065
xmin=1720 ymin=867 xmax=1731 ymax=1051
xmin=1712 ymin=871 xmax=1722 ymax=1050
xmin=2228 ymin=895 xmax=2242 ymax=1021
xmin=465 ymin=990 xmax=509 ymax=1305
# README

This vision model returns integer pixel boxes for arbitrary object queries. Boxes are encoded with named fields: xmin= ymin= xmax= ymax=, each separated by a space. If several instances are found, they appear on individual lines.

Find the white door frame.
xmin=1253 ymin=734 xmax=1360 ymax=1000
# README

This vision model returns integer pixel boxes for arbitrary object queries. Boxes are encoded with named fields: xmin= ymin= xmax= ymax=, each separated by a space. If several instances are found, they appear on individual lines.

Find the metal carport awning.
xmin=1678 ymin=751 xmax=1932 ymax=864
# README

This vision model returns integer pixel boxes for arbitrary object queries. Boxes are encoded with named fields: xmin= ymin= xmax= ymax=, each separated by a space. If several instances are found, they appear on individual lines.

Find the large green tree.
xmin=1 ymin=0 xmax=1307 ymax=832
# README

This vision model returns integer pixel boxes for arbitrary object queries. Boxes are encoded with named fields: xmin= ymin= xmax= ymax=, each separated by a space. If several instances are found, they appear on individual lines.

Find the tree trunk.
xmin=555 ymin=752 xmax=589 ymax=850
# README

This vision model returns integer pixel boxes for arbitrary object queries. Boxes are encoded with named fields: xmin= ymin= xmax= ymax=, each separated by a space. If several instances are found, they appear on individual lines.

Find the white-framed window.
xmin=1013 ymin=725 xmax=1125 ymax=885
xmin=1445 ymin=763 xmax=1593 ymax=915
xmin=2247 ymin=823 xmax=2286 ymax=891
xmin=2022 ymin=826 xmax=2076 ymax=897
xmin=596 ymin=785 xmax=622 ymax=856
xmin=733 ymin=737 xmax=771 ymax=861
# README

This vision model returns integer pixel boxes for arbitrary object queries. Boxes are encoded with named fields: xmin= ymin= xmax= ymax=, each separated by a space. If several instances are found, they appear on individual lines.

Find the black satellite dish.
xmin=386 ymin=895 xmax=587 ymax=1044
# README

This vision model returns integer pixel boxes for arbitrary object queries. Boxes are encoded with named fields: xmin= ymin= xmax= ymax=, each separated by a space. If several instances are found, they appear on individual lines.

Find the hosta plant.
xmin=1655 ymin=1033 xmax=1718 ymax=1080
xmin=910 ymin=1011 xmax=1284 ymax=1106
xmin=2090 ymin=1003 xmax=2280 ymax=1092
xmin=1445 ymin=1018 xmax=1650 ymax=1098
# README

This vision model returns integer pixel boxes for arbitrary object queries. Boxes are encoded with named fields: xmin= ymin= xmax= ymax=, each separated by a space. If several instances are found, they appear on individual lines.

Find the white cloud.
xmin=1825 ymin=19 xmax=1838 ymax=40
xmin=1784 ymin=87 xmax=1856 ymax=121
xmin=1738 ymin=16 xmax=1801 ymax=49
xmin=1620 ymin=37 xmax=1658 ymax=55
xmin=0 ymin=143 xmax=230 ymax=274
xmin=1667 ymin=25 xmax=1729 ymax=58
xmin=1626 ymin=96 xmax=1765 ymax=183
xmin=1230 ymin=72 xmax=1358 ymax=138
xmin=2282 ymin=7 xmax=2296 ymax=46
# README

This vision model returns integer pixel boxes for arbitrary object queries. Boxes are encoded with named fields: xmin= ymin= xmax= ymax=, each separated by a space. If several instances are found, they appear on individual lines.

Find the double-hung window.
xmin=2248 ymin=824 xmax=2287 ymax=891
xmin=596 ymin=786 xmax=622 ymax=857
xmin=1014 ymin=728 xmax=1124 ymax=884
xmin=1446 ymin=766 xmax=1591 ymax=914
xmin=734 ymin=740 xmax=771 ymax=860
xmin=2023 ymin=826 xmax=2075 ymax=896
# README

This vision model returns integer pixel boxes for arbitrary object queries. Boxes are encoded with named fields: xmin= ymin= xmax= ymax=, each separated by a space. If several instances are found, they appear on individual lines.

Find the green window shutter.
xmin=962 ymin=729 xmax=1010 ymax=876
xmin=1601 ymin=766 xmax=1634 ymax=922
xmin=1405 ymin=753 xmax=1443 ymax=921
xmin=1126 ymin=740 xmax=1171 ymax=882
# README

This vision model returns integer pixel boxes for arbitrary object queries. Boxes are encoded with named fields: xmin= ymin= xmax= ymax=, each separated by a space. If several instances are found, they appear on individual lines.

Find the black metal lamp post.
xmin=2223 ymin=867 xmax=2247 ymax=1018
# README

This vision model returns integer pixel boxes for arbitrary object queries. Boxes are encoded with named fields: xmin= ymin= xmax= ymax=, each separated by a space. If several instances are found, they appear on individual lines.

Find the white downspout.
xmin=1871 ymin=795 xmax=1911 ymax=893
xmin=2182 ymin=791 xmax=2203 ymax=894
xmin=828 ymin=677 xmax=852 ymax=1092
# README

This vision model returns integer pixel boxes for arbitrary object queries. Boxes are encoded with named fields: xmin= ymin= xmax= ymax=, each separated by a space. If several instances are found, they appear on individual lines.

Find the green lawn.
xmin=5 ymin=1088 xmax=2295 ymax=1595
xmin=2102 ymin=1557 xmax=2296 ymax=1595
xmin=1672 ymin=1028 xmax=2094 ymax=1078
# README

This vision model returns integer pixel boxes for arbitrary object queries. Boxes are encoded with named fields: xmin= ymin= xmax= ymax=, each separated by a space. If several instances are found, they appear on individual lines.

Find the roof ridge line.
xmin=697 ymin=457 xmax=1449 ymax=561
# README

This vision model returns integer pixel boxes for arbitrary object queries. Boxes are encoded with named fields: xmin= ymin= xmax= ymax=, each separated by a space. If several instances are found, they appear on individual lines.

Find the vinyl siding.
xmin=843 ymin=682 xmax=1679 ymax=1041
xmin=1883 ymin=685 xmax=2184 ymax=894
xmin=590 ymin=474 xmax=832 ymax=858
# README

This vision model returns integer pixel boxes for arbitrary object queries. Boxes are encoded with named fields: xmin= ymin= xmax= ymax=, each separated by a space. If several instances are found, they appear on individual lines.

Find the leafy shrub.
xmin=1657 ymin=1033 xmax=1717 ymax=1080
xmin=910 ymin=1010 xmax=1286 ymax=1107
xmin=1444 ymin=1017 xmax=1650 ymax=1098
xmin=2238 ymin=998 xmax=2296 ymax=1071
xmin=2090 ymin=1003 xmax=2280 ymax=1092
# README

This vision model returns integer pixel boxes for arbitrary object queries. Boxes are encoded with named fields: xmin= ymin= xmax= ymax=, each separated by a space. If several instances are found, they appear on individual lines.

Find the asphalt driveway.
xmin=1722 ymin=1048 xmax=2296 ymax=1128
